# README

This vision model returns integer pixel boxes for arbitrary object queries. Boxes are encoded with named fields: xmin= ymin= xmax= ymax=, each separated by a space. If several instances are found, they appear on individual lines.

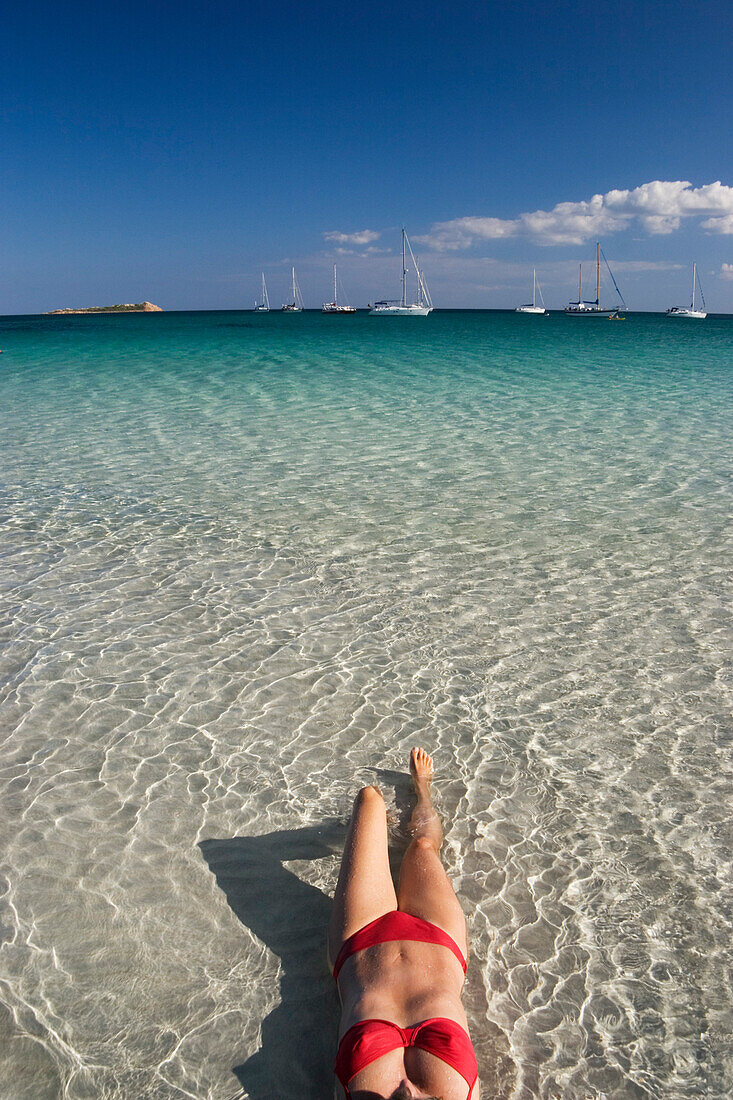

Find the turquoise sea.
xmin=1 ymin=309 xmax=731 ymax=1099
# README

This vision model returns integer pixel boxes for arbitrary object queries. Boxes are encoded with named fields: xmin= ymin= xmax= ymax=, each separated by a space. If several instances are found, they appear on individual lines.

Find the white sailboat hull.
xmin=666 ymin=308 xmax=707 ymax=319
xmin=516 ymin=305 xmax=547 ymax=314
xmin=369 ymin=304 xmax=432 ymax=316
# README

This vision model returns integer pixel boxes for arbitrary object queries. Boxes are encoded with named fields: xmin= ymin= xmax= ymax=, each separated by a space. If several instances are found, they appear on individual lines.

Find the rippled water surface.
xmin=1 ymin=310 xmax=731 ymax=1099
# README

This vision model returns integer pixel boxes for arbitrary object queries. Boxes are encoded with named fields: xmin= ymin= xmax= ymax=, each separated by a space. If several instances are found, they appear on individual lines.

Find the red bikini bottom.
xmin=332 ymin=910 xmax=467 ymax=981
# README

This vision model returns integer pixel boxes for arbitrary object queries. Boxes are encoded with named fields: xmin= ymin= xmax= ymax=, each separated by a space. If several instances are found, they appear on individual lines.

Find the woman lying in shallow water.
xmin=329 ymin=748 xmax=479 ymax=1100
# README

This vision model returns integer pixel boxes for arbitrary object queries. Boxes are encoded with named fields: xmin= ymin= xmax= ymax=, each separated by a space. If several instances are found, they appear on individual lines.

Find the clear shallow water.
xmin=0 ymin=309 xmax=731 ymax=1099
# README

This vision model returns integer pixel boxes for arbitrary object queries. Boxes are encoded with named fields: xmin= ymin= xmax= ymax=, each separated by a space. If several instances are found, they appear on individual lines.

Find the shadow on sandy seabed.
xmin=199 ymin=822 xmax=344 ymax=1100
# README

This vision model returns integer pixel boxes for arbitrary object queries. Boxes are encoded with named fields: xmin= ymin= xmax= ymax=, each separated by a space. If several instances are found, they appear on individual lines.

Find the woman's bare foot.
xmin=410 ymin=746 xmax=434 ymax=796
xmin=408 ymin=747 xmax=442 ymax=849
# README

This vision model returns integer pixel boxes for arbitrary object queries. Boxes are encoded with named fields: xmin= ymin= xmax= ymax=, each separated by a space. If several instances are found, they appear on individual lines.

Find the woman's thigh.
xmin=396 ymin=836 xmax=468 ymax=957
xmin=328 ymin=786 xmax=398 ymax=966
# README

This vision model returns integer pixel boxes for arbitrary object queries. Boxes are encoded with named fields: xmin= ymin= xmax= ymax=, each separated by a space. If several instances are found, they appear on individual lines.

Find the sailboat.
xmin=666 ymin=263 xmax=707 ymax=319
xmin=253 ymin=272 xmax=270 ymax=312
xmin=322 ymin=265 xmax=356 ymax=313
xmin=516 ymin=269 xmax=547 ymax=314
xmin=565 ymin=243 xmax=626 ymax=317
xmin=281 ymin=267 xmax=304 ymax=312
xmin=369 ymin=228 xmax=432 ymax=315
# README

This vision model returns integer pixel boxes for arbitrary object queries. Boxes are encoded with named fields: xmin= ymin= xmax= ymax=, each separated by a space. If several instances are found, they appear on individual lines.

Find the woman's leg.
xmin=328 ymin=785 xmax=398 ymax=968
xmin=396 ymin=748 xmax=468 ymax=957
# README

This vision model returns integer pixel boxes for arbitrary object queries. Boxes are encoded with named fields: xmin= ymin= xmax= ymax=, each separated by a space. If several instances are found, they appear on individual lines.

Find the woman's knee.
xmin=409 ymin=834 xmax=438 ymax=854
xmin=354 ymin=784 xmax=384 ymax=809
xmin=405 ymin=832 xmax=445 ymax=863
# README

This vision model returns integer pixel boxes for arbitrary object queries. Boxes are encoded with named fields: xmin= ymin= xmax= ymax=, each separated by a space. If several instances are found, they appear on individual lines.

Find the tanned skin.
xmin=329 ymin=749 xmax=479 ymax=1100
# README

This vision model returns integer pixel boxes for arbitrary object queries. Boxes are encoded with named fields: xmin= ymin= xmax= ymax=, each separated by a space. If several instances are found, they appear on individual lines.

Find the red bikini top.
xmin=334 ymin=1016 xmax=478 ymax=1100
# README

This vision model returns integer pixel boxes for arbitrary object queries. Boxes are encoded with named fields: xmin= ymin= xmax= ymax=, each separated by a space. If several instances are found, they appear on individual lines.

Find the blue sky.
xmin=2 ymin=0 xmax=732 ymax=312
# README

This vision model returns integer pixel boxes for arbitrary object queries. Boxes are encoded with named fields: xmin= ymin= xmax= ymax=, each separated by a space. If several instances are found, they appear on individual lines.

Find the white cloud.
xmin=333 ymin=244 xmax=390 ymax=256
xmin=610 ymin=260 xmax=684 ymax=272
xmin=703 ymin=214 xmax=733 ymax=234
xmin=639 ymin=215 xmax=680 ymax=234
xmin=721 ymin=263 xmax=733 ymax=280
xmin=415 ymin=216 xmax=520 ymax=251
xmin=324 ymin=229 xmax=381 ymax=246
xmin=605 ymin=179 xmax=733 ymax=216
xmin=420 ymin=180 xmax=733 ymax=249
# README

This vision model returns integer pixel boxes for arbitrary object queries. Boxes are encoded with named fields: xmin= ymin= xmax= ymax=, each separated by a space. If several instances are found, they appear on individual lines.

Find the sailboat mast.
xmin=596 ymin=242 xmax=600 ymax=306
xmin=401 ymin=228 xmax=407 ymax=307
xmin=691 ymin=262 xmax=696 ymax=310
xmin=533 ymin=268 xmax=536 ymax=308
xmin=334 ymin=264 xmax=338 ymax=306
xmin=578 ymin=264 xmax=582 ymax=302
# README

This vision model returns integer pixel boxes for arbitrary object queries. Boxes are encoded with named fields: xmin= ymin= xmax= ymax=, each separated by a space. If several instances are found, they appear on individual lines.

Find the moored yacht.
xmin=565 ymin=243 xmax=625 ymax=317
xmin=253 ymin=272 xmax=270 ymax=312
xmin=369 ymin=228 xmax=432 ymax=315
xmin=322 ymin=265 xmax=356 ymax=313
xmin=282 ymin=267 xmax=304 ymax=312
xmin=666 ymin=263 xmax=707 ymax=318
xmin=516 ymin=269 xmax=547 ymax=314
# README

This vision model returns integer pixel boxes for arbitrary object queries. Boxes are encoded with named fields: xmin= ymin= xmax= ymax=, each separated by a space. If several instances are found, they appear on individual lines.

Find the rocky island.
xmin=45 ymin=301 xmax=163 ymax=314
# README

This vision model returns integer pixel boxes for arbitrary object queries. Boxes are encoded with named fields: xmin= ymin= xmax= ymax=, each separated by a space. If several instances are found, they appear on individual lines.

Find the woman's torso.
xmin=335 ymin=939 xmax=475 ymax=1100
